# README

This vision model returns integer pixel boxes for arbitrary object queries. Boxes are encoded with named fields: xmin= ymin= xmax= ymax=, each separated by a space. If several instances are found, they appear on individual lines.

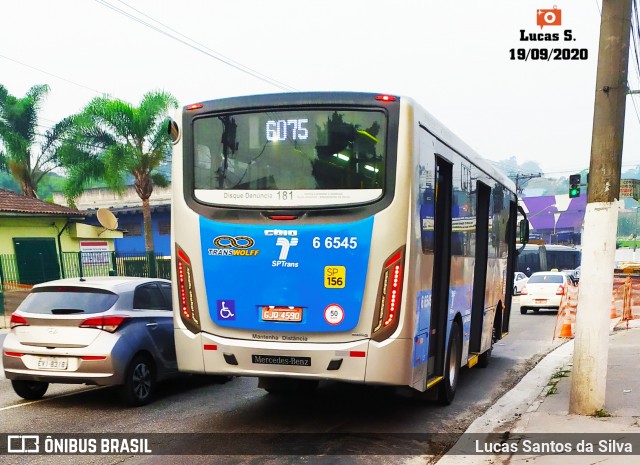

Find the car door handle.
xmin=146 ymin=322 xmax=158 ymax=328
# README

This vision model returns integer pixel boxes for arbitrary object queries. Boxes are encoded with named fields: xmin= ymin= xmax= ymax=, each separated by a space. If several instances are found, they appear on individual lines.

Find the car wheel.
xmin=513 ymin=286 xmax=518 ymax=296
xmin=11 ymin=380 xmax=49 ymax=400
xmin=438 ymin=321 xmax=462 ymax=405
xmin=520 ymin=307 xmax=528 ymax=314
xmin=120 ymin=355 xmax=155 ymax=406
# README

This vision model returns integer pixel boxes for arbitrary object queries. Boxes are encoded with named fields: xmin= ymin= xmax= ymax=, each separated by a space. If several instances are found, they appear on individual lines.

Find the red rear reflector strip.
xmin=384 ymin=251 xmax=402 ymax=267
xmin=269 ymin=215 xmax=297 ymax=220
xmin=204 ymin=344 xmax=218 ymax=351
xmin=350 ymin=351 xmax=366 ymax=358
xmin=375 ymin=95 xmax=397 ymax=102
xmin=186 ymin=103 xmax=203 ymax=110
xmin=177 ymin=248 xmax=191 ymax=264
xmin=81 ymin=356 xmax=107 ymax=361
xmin=4 ymin=352 xmax=23 ymax=357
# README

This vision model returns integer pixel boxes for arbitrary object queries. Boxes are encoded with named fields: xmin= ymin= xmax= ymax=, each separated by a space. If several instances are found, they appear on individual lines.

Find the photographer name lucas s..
xmin=519 ymin=29 xmax=575 ymax=42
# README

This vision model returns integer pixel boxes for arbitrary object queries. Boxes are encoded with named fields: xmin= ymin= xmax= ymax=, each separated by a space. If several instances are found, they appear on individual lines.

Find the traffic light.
xmin=569 ymin=174 xmax=581 ymax=198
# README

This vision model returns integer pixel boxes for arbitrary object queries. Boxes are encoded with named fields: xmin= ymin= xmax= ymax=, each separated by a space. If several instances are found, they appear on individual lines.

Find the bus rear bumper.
xmin=179 ymin=331 xmax=413 ymax=386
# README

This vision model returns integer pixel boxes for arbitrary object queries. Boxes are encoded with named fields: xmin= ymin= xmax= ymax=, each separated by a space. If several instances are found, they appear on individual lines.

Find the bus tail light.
xmin=176 ymin=243 xmax=201 ymax=334
xmin=375 ymin=95 xmax=397 ymax=102
xmin=372 ymin=246 xmax=405 ymax=342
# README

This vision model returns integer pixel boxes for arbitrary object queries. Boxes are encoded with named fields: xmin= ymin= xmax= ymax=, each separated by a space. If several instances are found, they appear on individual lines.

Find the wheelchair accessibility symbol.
xmin=216 ymin=300 xmax=236 ymax=321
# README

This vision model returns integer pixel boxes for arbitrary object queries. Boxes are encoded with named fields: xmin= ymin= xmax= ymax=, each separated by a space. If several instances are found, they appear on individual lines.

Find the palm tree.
xmin=0 ymin=84 xmax=70 ymax=198
xmin=60 ymin=90 xmax=178 ymax=254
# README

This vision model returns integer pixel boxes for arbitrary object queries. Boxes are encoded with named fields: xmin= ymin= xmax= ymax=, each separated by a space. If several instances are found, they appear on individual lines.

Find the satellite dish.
xmin=97 ymin=208 xmax=118 ymax=231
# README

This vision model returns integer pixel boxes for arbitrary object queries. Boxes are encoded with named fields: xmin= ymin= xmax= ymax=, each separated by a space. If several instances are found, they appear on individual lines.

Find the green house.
xmin=0 ymin=188 xmax=122 ymax=286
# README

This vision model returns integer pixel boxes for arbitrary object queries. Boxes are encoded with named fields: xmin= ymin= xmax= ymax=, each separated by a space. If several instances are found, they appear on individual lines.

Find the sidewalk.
xmin=437 ymin=319 xmax=640 ymax=464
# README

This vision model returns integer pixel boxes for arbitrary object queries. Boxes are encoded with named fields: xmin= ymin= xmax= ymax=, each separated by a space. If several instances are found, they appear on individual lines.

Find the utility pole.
xmin=512 ymin=172 xmax=542 ymax=195
xmin=569 ymin=0 xmax=632 ymax=414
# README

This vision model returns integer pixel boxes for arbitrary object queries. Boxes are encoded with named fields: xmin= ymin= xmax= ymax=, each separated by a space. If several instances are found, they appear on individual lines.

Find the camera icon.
xmin=537 ymin=6 xmax=562 ymax=29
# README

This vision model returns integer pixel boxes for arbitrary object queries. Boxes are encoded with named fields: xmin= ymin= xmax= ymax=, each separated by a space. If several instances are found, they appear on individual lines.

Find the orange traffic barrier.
xmin=554 ymin=284 xmax=578 ymax=339
xmin=552 ymin=273 xmax=640 ymax=339
xmin=611 ymin=294 xmax=618 ymax=319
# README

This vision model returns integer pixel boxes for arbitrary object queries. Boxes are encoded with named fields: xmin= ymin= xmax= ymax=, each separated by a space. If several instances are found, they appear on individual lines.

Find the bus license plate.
xmin=37 ymin=357 xmax=68 ymax=370
xmin=261 ymin=306 xmax=303 ymax=322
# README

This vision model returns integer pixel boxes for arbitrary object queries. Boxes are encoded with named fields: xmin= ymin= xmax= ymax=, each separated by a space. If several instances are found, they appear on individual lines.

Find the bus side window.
xmin=420 ymin=185 xmax=435 ymax=253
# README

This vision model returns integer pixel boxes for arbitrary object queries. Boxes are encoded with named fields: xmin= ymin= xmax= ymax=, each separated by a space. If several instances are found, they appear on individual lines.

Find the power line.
xmin=0 ymin=53 xmax=106 ymax=95
xmin=94 ymin=0 xmax=297 ymax=92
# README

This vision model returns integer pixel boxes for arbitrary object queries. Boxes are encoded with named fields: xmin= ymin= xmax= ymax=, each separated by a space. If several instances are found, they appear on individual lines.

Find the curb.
xmin=436 ymin=340 xmax=575 ymax=464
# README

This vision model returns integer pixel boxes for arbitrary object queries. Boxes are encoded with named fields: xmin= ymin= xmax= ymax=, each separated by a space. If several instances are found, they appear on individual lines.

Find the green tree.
xmin=0 ymin=84 xmax=71 ymax=198
xmin=60 ymin=90 xmax=178 ymax=253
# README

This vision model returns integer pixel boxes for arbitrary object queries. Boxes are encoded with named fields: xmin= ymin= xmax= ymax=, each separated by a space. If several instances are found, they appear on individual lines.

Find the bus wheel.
xmin=258 ymin=377 xmax=319 ymax=395
xmin=438 ymin=321 xmax=462 ymax=405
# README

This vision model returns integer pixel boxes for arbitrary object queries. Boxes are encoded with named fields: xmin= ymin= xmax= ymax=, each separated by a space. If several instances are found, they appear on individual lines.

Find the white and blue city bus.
xmin=170 ymin=92 xmax=521 ymax=404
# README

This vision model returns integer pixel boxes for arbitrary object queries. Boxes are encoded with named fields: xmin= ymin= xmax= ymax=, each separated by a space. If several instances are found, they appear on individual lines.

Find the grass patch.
xmin=545 ymin=368 xmax=571 ymax=395
xmin=594 ymin=409 xmax=612 ymax=417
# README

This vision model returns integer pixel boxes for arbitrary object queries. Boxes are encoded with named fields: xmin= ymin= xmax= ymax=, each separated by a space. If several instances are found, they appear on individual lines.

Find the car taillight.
xmin=372 ymin=246 xmax=405 ymax=342
xmin=520 ymin=286 xmax=528 ymax=295
xmin=9 ymin=313 xmax=29 ymax=329
xmin=80 ymin=316 xmax=129 ymax=333
xmin=556 ymin=285 xmax=565 ymax=295
xmin=4 ymin=351 xmax=24 ymax=357
xmin=176 ymin=243 xmax=201 ymax=334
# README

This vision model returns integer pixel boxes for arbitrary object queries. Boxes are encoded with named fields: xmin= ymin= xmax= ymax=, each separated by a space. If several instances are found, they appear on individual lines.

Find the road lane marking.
xmin=0 ymin=386 xmax=107 ymax=411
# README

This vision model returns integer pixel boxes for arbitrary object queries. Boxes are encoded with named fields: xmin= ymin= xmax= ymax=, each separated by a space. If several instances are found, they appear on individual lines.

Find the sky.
xmin=1 ymin=0 xmax=637 ymax=178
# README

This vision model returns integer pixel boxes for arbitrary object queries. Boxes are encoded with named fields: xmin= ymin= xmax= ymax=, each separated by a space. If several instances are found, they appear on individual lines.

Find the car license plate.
xmin=535 ymin=299 xmax=547 ymax=304
xmin=261 ymin=306 xmax=303 ymax=322
xmin=37 ymin=357 xmax=68 ymax=370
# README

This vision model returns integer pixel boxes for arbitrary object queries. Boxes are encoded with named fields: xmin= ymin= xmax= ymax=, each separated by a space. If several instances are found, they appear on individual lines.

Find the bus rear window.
xmin=192 ymin=109 xmax=387 ymax=207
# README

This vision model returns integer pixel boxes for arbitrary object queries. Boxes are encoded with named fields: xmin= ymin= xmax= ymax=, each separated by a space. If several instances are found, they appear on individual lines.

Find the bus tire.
xmin=438 ymin=321 xmax=462 ymax=405
xmin=11 ymin=380 xmax=49 ymax=400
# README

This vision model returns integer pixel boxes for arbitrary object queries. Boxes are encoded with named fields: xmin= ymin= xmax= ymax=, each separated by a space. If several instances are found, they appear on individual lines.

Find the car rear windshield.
xmin=528 ymin=274 xmax=564 ymax=284
xmin=17 ymin=286 xmax=119 ymax=314
xmin=192 ymin=108 xmax=387 ymax=207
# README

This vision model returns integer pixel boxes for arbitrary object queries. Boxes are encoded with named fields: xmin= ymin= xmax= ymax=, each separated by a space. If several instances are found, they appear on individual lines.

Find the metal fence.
xmin=0 ymin=251 xmax=171 ymax=286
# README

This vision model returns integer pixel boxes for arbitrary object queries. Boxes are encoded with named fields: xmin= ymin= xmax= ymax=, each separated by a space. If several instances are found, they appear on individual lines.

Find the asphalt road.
xmin=0 ymin=298 xmax=564 ymax=465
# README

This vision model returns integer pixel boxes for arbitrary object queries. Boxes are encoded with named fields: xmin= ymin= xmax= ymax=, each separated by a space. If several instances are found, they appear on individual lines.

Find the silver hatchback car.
xmin=3 ymin=277 xmax=177 ymax=406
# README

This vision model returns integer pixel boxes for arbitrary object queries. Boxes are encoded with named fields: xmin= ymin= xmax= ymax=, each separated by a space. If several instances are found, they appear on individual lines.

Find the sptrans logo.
xmin=265 ymin=229 xmax=299 ymax=268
